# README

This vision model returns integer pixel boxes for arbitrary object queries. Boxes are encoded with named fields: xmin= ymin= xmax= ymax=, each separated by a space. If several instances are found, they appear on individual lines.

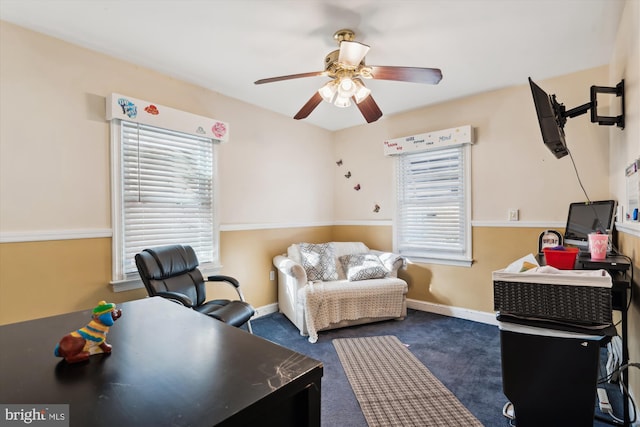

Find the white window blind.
xmin=119 ymin=121 xmax=216 ymax=276
xmin=396 ymin=145 xmax=471 ymax=264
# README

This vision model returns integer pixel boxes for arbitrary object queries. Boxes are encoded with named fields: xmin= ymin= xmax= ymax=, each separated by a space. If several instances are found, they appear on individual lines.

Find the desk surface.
xmin=576 ymin=253 xmax=631 ymax=271
xmin=537 ymin=252 xmax=631 ymax=272
xmin=0 ymin=297 xmax=322 ymax=426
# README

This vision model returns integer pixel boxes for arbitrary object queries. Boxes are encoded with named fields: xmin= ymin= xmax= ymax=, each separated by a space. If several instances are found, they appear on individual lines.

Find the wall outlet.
xmin=508 ymin=208 xmax=519 ymax=221
xmin=269 ymin=270 xmax=275 ymax=281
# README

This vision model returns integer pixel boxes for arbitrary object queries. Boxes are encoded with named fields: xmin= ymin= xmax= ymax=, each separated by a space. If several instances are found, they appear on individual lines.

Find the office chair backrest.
xmin=135 ymin=245 xmax=206 ymax=307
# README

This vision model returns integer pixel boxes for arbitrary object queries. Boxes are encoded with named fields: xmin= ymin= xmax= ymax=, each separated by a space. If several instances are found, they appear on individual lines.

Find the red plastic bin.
xmin=543 ymin=247 xmax=579 ymax=270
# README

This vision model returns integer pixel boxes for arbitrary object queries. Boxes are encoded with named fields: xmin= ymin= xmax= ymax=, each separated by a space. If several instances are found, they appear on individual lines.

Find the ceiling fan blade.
xmin=293 ymin=92 xmax=323 ymax=120
xmin=354 ymin=94 xmax=383 ymax=123
xmin=368 ymin=66 xmax=443 ymax=84
xmin=254 ymin=71 xmax=325 ymax=85
xmin=338 ymin=41 xmax=370 ymax=66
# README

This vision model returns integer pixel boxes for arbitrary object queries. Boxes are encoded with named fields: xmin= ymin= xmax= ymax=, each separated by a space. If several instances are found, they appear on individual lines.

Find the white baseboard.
xmin=407 ymin=298 xmax=498 ymax=326
xmin=252 ymin=302 xmax=279 ymax=319
xmin=631 ymin=389 xmax=639 ymax=427
xmin=253 ymin=299 xmax=498 ymax=325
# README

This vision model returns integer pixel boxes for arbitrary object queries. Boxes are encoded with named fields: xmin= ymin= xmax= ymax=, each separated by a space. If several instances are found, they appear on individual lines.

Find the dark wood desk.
xmin=0 ymin=297 xmax=323 ymax=426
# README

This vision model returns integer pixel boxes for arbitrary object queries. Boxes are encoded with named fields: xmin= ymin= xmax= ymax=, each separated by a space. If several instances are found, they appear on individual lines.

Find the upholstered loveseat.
xmin=273 ymin=242 xmax=408 ymax=343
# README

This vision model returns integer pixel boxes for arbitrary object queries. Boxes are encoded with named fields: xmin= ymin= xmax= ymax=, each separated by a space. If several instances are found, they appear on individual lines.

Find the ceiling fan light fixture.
xmin=319 ymin=76 xmax=368 ymax=107
xmin=318 ymin=80 xmax=338 ymax=103
xmin=337 ymin=77 xmax=357 ymax=98
xmin=338 ymin=40 xmax=370 ymax=67
xmin=353 ymin=79 xmax=371 ymax=103
xmin=333 ymin=94 xmax=352 ymax=108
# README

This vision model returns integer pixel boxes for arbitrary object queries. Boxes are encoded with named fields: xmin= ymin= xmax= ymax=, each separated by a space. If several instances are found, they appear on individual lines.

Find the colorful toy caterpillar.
xmin=54 ymin=301 xmax=122 ymax=363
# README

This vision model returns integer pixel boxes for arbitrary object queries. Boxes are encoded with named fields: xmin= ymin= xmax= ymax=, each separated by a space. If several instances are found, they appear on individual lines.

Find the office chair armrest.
xmin=207 ymin=275 xmax=240 ymax=288
xmin=154 ymin=291 xmax=194 ymax=307
xmin=206 ymin=275 xmax=247 ymax=302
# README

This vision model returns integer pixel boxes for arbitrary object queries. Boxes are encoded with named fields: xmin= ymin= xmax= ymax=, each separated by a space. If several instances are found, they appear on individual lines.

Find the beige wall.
xmin=333 ymin=67 xmax=612 ymax=223
xmin=0 ymin=22 xmax=334 ymax=233
xmin=1 ymin=2 xmax=639 ymax=403
xmin=608 ymin=0 xmax=640 ymax=406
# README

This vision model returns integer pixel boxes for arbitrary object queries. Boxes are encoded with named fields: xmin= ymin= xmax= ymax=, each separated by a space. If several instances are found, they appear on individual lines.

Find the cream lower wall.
xmin=0 ymin=238 xmax=146 ymax=325
xmin=0 ymin=224 xmax=399 ymax=324
xmin=400 ymin=227 xmax=547 ymax=310
xmin=0 ymin=225 xmax=565 ymax=323
xmin=0 ymin=226 xmax=330 ymax=325
xmin=616 ymin=231 xmax=640 ymax=414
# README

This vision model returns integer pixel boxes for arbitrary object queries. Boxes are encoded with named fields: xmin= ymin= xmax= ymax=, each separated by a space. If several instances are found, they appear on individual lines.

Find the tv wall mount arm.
xmin=557 ymin=80 xmax=625 ymax=129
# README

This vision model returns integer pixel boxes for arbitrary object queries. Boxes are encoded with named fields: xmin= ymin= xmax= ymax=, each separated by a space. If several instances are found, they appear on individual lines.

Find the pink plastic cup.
xmin=588 ymin=233 xmax=608 ymax=260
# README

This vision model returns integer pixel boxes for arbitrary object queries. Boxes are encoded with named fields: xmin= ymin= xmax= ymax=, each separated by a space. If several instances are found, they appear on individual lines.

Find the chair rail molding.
xmin=471 ymin=220 xmax=566 ymax=228
xmin=616 ymin=221 xmax=640 ymax=237
xmin=0 ymin=229 xmax=112 ymax=243
xmin=2 ymin=221 xmax=634 ymax=243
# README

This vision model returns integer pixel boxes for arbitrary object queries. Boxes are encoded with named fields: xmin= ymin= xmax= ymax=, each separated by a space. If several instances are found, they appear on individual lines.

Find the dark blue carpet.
xmin=251 ymin=309 xmax=625 ymax=426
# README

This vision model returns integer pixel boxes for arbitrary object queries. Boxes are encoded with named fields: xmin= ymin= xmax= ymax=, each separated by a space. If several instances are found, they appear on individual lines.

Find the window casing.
xmin=111 ymin=120 xmax=219 ymax=289
xmin=395 ymin=144 xmax=472 ymax=266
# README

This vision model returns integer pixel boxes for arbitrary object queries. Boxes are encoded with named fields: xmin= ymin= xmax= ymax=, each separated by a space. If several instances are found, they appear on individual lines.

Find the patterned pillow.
xmin=339 ymin=253 xmax=389 ymax=281
xmin=298 ymin=243 xmax=338 ymax=281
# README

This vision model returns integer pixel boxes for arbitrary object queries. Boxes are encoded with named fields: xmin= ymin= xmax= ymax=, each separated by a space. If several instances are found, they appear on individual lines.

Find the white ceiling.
xmin=0 ymin=0 xmax=626 ymax=131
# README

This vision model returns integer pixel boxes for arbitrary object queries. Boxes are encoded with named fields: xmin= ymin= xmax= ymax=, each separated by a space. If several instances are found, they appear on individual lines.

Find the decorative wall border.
xmin=106 ymin=93 xmax=229 ymax=142
xmin=383 ymin=125 xmax=474 ymax=156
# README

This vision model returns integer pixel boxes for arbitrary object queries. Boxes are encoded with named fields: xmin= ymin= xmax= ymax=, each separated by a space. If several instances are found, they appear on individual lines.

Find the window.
xmin=395 ymin=145 xmax=472 ymax=266
xmin=111 ymin=121 xmax=219 ymax=289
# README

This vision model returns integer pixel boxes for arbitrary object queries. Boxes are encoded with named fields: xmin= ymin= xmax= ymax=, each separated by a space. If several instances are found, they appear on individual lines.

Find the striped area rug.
xmin=333 ymin=335 xmax=483 ymax=427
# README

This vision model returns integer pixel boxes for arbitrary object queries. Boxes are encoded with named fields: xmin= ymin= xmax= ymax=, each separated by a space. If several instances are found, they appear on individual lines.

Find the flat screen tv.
xmin=528 ymin=77 xmax=569 ymax=159
xmin=564 ymin=200 xmax=617 ymax=252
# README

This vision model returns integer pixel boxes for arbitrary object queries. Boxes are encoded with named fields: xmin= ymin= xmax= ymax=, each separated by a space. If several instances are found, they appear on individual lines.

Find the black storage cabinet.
xmin=499 ymin=323 xmax=604 ymax=427
xmin=493 ymin=268 xmax=613 ymax=427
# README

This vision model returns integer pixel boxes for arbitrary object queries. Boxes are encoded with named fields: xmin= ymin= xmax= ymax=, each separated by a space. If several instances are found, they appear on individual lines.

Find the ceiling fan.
xmin=254 ymin=29 xmax=443 ymax=124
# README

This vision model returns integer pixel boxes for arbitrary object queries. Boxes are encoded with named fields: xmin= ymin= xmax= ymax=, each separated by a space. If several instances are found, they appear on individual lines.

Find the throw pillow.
xmin=298 ymin=243 xmax=338 ymax=281
xmin=339 ymin=253 xmax=389 ymax=281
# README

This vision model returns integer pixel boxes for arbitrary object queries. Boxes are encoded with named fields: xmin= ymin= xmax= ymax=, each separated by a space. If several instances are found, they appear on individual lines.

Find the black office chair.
xmin=135 ymin=244 xmax=254 ymax=333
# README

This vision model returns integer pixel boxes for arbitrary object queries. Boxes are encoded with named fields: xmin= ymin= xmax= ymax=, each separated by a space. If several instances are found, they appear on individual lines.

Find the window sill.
xmin=404 ymin=256 xmax=473 ymax=267
xmin=111 ymin=277 xmax=144 ymax=293
xmin=111 ymin=263 xmax=222 ymax=293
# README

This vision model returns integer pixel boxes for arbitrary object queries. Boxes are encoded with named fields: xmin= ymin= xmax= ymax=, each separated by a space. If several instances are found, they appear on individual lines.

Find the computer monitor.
xmin=564 ymin=200 xmax=617 ymax=251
